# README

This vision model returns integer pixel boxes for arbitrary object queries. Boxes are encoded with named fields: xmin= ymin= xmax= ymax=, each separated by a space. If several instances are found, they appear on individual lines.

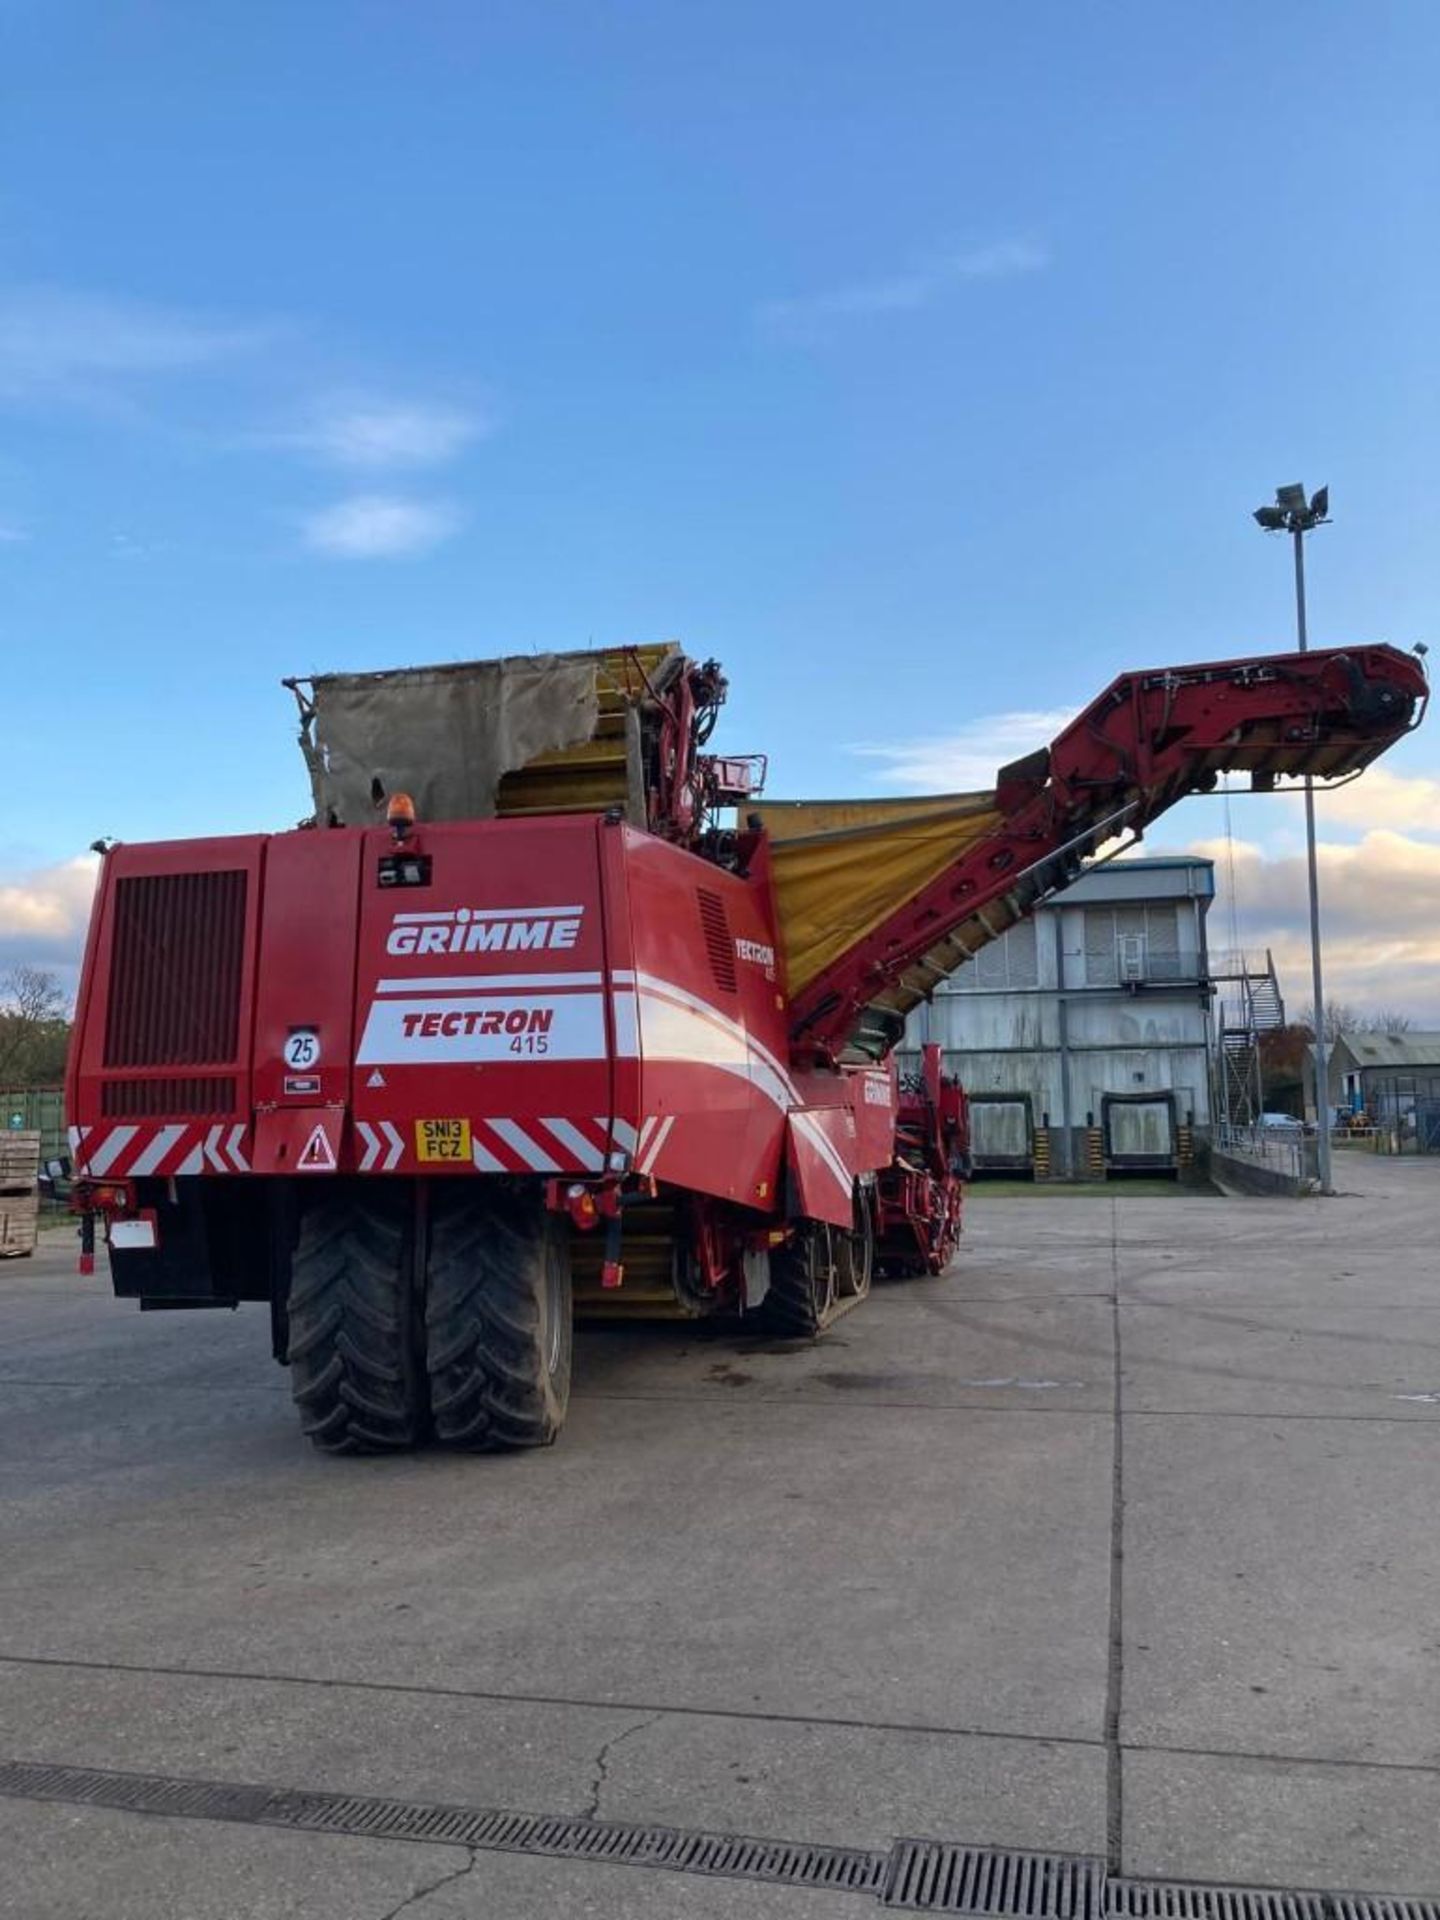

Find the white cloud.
xmin=1275 ymin=765 xmax=1440 ymax=839
xmin=265 ymin=394 xmax=488 ymax=471
xmin=851 ymin=708 xmax=1071 ymax=793
xmin=1186 ymin=828 xmax=1440 ymax=1025
xmin=301 ymin=494 xmax=462 ymax=559
xmin=0 ymin=855 xmax=100 ymax=976
xmin=0 ymin=285 xmax=273 ymax=407
xmin=759 ymin=239 xmax=1047 ymax=338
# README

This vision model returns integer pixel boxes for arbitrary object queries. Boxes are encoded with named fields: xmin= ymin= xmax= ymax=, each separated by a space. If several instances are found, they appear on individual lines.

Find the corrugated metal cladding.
xmin=955 ymin=918 xmax=1038 ymax=991
xmin=902 ymin=857 xmax=1215 ymax=1175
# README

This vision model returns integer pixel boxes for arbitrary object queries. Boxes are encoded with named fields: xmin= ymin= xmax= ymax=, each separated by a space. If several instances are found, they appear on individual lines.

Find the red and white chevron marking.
xmin=68 ymin=1122 xmax=250 ymax=1179
xmin=354 ymin=1120 xmax=405 ymax=1172
xmin=66 ymin=1115 xmax=667 ymax=1181
xmin=469 ymin=1114 xmax=626 ymax=1175
xmin=353 ymin=1115 xmax=644 ymax=1175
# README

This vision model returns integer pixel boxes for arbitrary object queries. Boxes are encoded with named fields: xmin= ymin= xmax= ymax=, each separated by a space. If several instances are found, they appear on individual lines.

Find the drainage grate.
xmin=2 ymin=1759 xmax=1437 ymax=1918
xmin=0 ymin=1760 xmax=885 ymax=1896
xmin=1109 ymin=1884 xmax=1440 ymax=1920
xmin=884 ymin=1843 xmax=1104 ymax=1916
xmin=0 ymin=1759 xmax=273 ymax=1827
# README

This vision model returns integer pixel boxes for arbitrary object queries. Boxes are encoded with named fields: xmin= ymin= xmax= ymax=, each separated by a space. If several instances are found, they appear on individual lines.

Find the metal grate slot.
xmin=101 ymin=1076 xmax=238 ymax=1118
xmin=1109 ymin=1886 xmax=1439 ymax=1920
xmin=104 ymin=870 xmax=248 ymax=1069
xmin=884 ymin=1843 xmax=1104 ymax=1916
xmin=3 ymin=1760 xmax=1436 ymax=1918
xmin=696 ymin=889 xmax=738 ymax=993
xmin=0 ymin=1761 xmax=884 ymax=1895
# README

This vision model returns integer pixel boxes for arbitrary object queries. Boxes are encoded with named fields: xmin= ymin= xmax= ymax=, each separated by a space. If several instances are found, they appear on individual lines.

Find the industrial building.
xmin=902 ymin=856 xmax=1215 ymax=1179
xmin=1306 ymin=1030 xmax=1440 ymax=1149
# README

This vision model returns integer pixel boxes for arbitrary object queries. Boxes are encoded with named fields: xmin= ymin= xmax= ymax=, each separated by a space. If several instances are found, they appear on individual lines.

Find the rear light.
xmin=73 ymin=1180 xmax=136 ymax=1215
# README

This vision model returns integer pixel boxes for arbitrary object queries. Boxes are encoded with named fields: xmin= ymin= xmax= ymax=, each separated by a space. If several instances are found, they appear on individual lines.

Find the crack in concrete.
xmin=584 ymin=1713 xmax=664 ymax=1820
xmin=374 ymin=1845 xmax=477 ymax=1920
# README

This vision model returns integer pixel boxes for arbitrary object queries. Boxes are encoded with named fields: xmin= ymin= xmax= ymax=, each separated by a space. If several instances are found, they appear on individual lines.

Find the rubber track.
xmin=287 ymin=1193 xmax=426 ymax=1453
xmin=425 ymin=1188 xmax=570 ymax=1450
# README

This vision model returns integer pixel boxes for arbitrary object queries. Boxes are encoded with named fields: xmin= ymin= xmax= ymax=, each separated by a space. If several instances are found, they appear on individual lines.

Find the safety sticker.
xmin=416 ymin=1118 xmax=471 ymax=1163
xmin=298 ymin=1125 xmax=338 ymax=1172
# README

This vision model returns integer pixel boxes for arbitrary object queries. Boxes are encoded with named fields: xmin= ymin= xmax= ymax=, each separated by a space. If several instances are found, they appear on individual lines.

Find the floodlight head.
xmin=1309 ymin=485 xmax=1329 ymax=519
xmin=1275 ymin=482 xmax=1307 ymax=513
xmin=1253 ymin=505 xmax=1287 ymax=531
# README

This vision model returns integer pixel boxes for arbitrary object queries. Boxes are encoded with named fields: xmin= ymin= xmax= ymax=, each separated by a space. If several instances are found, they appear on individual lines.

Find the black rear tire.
xmin=425 ymin=1185 xmax=572 ymax=1450
xmin=287 ymin=1187 xmax=429 ymax=1454
xmin=836 ymin=1187 xmax=874 ymax=1302
xmin=757 ymin=1222 xmax=838 ymax=1337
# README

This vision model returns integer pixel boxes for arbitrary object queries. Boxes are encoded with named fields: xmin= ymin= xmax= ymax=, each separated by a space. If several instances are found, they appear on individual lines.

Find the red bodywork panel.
xmin=66 ymin=816 xmax=892 ymax=1224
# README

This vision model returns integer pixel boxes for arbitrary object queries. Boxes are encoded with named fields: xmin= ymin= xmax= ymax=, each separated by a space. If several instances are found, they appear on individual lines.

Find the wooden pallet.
xmin=0 ymin=1129 xmax=42 ymax=1187
xmin=0 ymin=1188 xmax=38 ymax=1258
xmin=0 ymin=1132 xmax=42 ymax=1258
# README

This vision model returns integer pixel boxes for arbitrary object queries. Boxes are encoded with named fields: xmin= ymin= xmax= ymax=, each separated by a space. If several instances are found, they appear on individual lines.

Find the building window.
xmin=1083 ymin=905 xmax=1181 ymax=985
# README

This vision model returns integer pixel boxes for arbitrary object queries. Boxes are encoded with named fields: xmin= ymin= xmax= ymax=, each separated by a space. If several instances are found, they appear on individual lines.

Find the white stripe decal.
xmin=538 ymin=1118 xmax=604 ymax=1172
xmin=635 ymin=1116 xmax=657 ymax=1162
xmin=609 ymin=1118 xmax=638 ymax=1154
xmin=204 ymin=1126 xmax=229 ymax=1173
xmin=226 ymin=1125 xmax=250 ymax=1173
xmin=392 ymin=904 xmax=585 ymax=923
xmin=789 ymin=1112 xmax=855 ymax=1199
xmin=377 ymin=971 xmax=604 ymax=995
xmin=128 ymin=1125 xmax=187 ymax=1178
xmin=639 ymin=1115 xmax=676 ymax=1175
xmin=487 ymin=1119 xmax=559 ymax=1173
xmin=86 ymin=1126 xmax=138 ymax=1177
xmin=610 ymin=988 xmax=639 ymax=1059
xmin=176 ymin=1146 xmax=205 ymax=1176
xmin=633 ymin=975 xmax=853 ymax=1198
xmin=471 ymin=1137 xmax=509 ymax=1173
xmin=355 ymin=1122 xmax=380 ymax=1173
xmin=379 ymin=1121 xmax=404 ymax=1172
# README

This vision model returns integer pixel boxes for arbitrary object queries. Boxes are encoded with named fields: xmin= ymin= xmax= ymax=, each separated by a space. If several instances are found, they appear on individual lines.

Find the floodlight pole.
xmin=1290 ymin=520 xmax=1334 ymax=1195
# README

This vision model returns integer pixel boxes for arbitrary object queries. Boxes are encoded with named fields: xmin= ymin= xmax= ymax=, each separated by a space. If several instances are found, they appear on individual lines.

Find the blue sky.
xmin=2 ymin=1 xmax=1438 ymax=1016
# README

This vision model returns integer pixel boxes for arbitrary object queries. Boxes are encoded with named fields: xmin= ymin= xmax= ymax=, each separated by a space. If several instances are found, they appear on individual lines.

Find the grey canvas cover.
xmin=295 ymin=653 xmax=601 ymax=825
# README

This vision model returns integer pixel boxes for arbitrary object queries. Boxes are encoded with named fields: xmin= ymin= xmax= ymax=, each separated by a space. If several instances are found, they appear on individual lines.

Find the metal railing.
xmin=1213 ymin=1121 xmax=1317 ymax=1183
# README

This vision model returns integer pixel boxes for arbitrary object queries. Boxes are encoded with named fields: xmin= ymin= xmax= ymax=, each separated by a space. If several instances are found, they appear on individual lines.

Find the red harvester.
xmin=65 ymin=641 xmax=1425 ymax=1451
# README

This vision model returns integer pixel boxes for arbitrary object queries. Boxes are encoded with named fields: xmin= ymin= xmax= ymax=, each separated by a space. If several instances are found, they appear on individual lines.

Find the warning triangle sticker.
xmin=299 ymin=1124 xmax=337 ymax=1172
xmin=366 ymin=1069 xmax=386 ymax=1089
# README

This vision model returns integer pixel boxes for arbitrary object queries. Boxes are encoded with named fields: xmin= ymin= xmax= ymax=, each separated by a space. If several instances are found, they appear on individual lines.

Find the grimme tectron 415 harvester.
xmin=65 ymin=641 xmax=1424 ymax=1451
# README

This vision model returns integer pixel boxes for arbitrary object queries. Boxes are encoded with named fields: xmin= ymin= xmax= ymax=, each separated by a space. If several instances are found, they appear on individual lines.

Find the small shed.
xmin=1311 ymin=1031 xmax=1440 ymax=1148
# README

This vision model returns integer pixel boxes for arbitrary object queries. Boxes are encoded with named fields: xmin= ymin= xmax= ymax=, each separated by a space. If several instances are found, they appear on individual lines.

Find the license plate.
xmin=415 ymin=1118 xmax=471 ymax=1163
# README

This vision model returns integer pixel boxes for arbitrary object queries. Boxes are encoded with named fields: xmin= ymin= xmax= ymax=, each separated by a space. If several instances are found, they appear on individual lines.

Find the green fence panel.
xmin=1 ymin=1087 xmax=66 ymax=1165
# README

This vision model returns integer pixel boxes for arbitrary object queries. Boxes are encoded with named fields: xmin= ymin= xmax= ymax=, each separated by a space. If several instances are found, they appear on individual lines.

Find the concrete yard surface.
xmin=0 ymin=1153 xmax=1437 ymax=1914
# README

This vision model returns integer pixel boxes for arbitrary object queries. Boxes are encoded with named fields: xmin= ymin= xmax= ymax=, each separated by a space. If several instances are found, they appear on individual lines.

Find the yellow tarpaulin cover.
xmin=753 ymin=793 xmax=1002 ymax=997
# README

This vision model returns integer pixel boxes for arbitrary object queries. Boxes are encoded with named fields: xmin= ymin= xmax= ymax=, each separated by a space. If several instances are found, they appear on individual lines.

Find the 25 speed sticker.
xmin=415 ymin=1118 xmax=471 ymax=1163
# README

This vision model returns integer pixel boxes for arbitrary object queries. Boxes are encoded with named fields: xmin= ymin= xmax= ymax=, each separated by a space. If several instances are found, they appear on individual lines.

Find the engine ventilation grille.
xmin=697 ymin=889 xmax=738 ymax=993
xmin=102 ymin=1077 xmax=238 ymax=1118
xmin=104 ymin=871 xmax=248 ymax=1069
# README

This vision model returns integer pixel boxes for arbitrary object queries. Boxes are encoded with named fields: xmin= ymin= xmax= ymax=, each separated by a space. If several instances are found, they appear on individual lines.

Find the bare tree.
xmin=0 ymin=967 xmax=73 ymax=1085
xmin=1370 ymin=1009 xmax=1413 ymax=1035
xmin=1298 ymin=1001 xmax=1362 ymax=1044
xmin=1298 ymin=1002 xmax=1415 ymax=1042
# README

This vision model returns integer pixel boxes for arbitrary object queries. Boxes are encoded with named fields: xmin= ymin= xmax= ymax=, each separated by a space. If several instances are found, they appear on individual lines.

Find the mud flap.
xmin=784 ymin=1108 xmax=859 ymax=1230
